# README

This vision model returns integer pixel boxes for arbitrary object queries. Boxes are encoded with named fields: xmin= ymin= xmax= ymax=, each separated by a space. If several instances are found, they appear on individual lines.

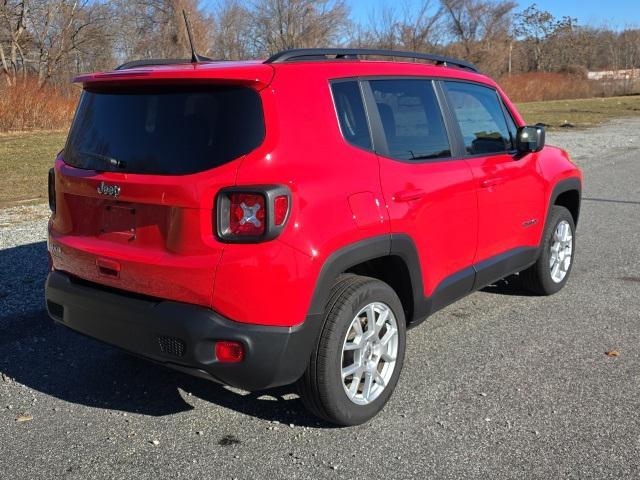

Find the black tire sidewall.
xmin=318 ymin=280 xmax=406 ymax=426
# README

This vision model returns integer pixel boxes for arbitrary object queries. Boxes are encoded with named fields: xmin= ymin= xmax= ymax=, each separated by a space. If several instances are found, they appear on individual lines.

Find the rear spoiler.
xmin=73 ymin=61 xmax=275 ymax=90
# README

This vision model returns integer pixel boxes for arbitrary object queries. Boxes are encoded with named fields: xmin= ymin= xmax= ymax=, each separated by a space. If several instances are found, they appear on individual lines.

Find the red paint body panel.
xmin=379 ymin=157 xmax=477 ymax=297
xmin=465 ymin=152 xmax=547 ymax=263
xmin=49 ymin=59 xmax=582 ymax=328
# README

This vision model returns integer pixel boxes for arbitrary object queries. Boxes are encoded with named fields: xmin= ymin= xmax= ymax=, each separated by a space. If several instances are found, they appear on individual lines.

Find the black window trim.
xmin=359 ymin=76 xmax=457 ymax=164
xmin=328 ymin=78 xmax=375 ymax=153
xmin=328 ymin=74 xmax=524 ymax=163
xmin=439 ymin=79 xmax=520 ymax=159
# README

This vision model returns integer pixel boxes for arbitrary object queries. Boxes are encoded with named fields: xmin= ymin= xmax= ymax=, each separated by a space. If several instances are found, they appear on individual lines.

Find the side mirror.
xmin=516 ymin=125 xmax=545 ymax=154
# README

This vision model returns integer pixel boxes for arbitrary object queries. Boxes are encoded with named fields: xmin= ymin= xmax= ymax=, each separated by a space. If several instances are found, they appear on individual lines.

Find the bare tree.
xmin=112 ymin=0 xmax=212 ymax=62
xmin=250 ymin=0 xmax=349 ymax=55
xmin=351 ymin=0 xmax=444 ymax=57
xmin=0 ymin=0 xmax=29 ymax=85
xmin=210 ymin=0 xmax=253 ymax=59
xmin=28 ymin=0 xmax=113 ymax=85
xmin=440 ymin=0 xmax=515 ymax=75
xmin=515 ymin=4 xmax=576 ymax=72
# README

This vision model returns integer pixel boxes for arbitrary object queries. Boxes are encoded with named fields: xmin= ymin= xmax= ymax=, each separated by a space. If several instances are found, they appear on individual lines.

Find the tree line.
xmin=1 ymin=0 xmax=639 ymax=88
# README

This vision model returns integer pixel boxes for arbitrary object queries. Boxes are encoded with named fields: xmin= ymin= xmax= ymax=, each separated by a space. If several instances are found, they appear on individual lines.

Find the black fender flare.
xmin=549 ymin=176 xmax=582 ymax=225
xmin=306 ymin=234 xmax=426 ymax=323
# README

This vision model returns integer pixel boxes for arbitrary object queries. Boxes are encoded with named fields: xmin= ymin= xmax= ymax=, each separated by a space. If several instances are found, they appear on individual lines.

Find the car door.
xmin=441 ymin=80 xmax=546 ymax=278
xmin=363 ymin=78 xmax=478 ymax=304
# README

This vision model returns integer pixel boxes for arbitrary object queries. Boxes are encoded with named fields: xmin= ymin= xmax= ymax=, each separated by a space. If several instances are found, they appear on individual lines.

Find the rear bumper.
xmin=45 ymin=270 xmax=321 ymax=390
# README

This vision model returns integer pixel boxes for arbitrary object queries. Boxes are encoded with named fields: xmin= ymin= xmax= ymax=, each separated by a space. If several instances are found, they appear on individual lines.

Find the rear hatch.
xmin=49 ymin=63 xmax=271 ymax=307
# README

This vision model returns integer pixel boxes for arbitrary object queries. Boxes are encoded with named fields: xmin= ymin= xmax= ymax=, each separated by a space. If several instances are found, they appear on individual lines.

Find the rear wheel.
xmin=520 ymin=205 xmax=575 ymax=295
xmin=298 ymin=275 xmax=406 ymax=426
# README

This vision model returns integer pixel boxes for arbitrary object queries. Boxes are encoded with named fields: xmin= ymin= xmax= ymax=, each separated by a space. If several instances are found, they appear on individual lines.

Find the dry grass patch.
xmin=0 ymin=131 xmax=67 ymax=208
xmin=516 ymin=95 xmax=640 ymax=129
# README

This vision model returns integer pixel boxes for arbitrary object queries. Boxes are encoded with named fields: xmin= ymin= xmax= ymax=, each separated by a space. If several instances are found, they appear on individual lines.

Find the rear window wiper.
xmin=80 ymin=151 xmax=127 ymax=169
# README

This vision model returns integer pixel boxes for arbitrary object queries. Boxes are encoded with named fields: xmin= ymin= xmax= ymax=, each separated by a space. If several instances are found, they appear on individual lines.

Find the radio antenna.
xmin=183 ymin=10 xmax=203 ymax=63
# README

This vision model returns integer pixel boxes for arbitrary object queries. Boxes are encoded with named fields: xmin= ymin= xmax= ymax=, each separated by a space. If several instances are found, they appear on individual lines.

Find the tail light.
xmin=48 ymin=168 xmax=56 ymax=213
xmin=216 ymin=186 xmax=290 ymax=242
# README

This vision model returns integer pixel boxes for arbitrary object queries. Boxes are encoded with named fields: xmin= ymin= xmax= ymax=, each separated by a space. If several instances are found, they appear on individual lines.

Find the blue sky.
xmin=349 ymin=0 xmax=639 ymax=29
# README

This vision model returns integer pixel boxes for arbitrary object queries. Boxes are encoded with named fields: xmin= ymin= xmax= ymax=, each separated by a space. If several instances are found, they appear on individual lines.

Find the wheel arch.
xmin=307 ymin=234 xmax=426 ymax=325
xmin=549 ymin=177 xmax=582 ymax=226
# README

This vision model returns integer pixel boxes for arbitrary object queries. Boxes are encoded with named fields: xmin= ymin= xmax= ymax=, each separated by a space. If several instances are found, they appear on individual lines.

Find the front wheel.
xmin=298 ymin=275 xmax=406 ymax=426
xmin=520 ymin=205 xmax=576 ymax=295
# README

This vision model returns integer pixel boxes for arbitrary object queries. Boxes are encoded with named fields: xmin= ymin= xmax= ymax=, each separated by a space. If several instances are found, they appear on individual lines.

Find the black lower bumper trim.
xmin=45 ymin=271 xmax=321 ymax=390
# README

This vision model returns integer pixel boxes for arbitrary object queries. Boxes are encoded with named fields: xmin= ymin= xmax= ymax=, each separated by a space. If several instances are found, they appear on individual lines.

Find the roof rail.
xmin=115 ymin=57 xmax=212 ymax=70
xmin=264 ymin=48 xmax=478 ymax=72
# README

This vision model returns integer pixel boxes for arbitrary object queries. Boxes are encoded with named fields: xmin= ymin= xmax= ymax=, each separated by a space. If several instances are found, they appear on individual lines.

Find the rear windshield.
xmin=64 ymin=85 xmax=265 ymax=175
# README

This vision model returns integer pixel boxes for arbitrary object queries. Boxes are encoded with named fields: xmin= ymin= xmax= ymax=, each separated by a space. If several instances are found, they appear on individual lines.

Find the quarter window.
xmin=369 ymin=79 xmax=451 ymax=161
xmin=443 ymin=81 xmax=514 ymax=155
xmin=331 ymin=81 xmax=372 ymax=150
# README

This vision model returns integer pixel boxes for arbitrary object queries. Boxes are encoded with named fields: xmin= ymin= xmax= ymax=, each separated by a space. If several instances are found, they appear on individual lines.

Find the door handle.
xmin=394 ymin=189 xmax=424 ymax=202
xmin=480 ymin=177 xmax=504 ymax=188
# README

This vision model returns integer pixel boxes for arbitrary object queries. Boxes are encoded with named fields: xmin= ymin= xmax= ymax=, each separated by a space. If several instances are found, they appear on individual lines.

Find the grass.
xmin=516 ymin=95 xmax=640 ymax=129
xmin=0 ymin=131 xmax=67 ymax=208
xmin=0 ymin=94 xmax=640 ymax=208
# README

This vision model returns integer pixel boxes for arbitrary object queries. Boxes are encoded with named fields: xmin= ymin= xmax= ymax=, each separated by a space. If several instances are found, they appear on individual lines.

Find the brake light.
xmin=48 ymin=168 xmax=56 ymax=213
xmin=229 ymin=193 xmax=266 ymax=236
xmin=215 ymin=341 xmax=244 ymax=363
xmin=216 ymin=186 xmax=290 ymax=242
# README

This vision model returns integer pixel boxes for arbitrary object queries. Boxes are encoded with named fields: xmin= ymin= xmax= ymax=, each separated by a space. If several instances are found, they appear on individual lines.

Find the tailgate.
xmin=49 ymin=157 xmax=236 ymax=307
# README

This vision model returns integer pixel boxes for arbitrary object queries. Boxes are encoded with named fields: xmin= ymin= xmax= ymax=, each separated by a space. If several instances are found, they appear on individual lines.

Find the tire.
xmin=520 ymin=205 xmax=576 ymax=295
xmin=298 ymin=275 xmax=406 ymax=426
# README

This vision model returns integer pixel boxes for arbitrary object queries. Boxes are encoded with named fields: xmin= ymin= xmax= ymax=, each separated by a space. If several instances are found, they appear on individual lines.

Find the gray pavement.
xmin=1 ymin=118 xmax=639 ymax=479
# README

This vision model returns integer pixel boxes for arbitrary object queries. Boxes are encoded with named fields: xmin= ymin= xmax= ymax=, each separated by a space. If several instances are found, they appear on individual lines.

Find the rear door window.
xmin=369 ymin=79 xmax=451 ymax=161
xmin=443 ymin=81 xmax=514 ymax=155
xmin=331 ymin=81 xmax=372 ymax=150
xmin=64 ymin=85 xmax=265 ymax=175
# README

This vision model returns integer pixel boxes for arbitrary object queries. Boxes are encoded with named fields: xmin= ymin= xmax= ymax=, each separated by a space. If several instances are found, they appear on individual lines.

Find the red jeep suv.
xmin=45 ymin=48 xmax=582 ymax=425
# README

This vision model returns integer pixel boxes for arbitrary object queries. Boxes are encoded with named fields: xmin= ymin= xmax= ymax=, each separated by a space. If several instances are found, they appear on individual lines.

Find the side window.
xmin=444 ymin=81 xmax=514 ymax=155
xmin=369 ymin=79 xmax=451 ymax=161
xmin=331 ymin=81 xmax=372 ymax=150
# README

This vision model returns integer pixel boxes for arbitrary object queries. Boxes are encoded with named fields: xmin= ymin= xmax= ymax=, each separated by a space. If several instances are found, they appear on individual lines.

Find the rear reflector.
xmin=215 ymin=341 xmax=245 ymax=363
xmin=274 ymin=195 xmax=289 ymax=226
xmin=48 ymin=168 xmax=56 ymax=213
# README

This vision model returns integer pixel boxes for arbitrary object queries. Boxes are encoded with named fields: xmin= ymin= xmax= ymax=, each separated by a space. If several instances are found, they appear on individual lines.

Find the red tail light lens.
xmin=229 ymin=193 xmax=266 ymax=236
xmin=216 ymin=186 xmax=290 ymax=243
xmin=215 ymin=341 xmax=244 ymax=363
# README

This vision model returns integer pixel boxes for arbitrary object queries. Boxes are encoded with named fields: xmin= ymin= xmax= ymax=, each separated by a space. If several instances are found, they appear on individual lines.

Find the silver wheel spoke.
xmin=348 ymin=371 xmax=362 ymax=398
xmin=374 ymin=370 xmax=386 ymax=388
xmin=352 ymin=317 xmax=363 ymax=336
xmin=375 ymin=308 xmax=389 ymax=335
xmin=366 ymin=305 xmax=375 ymax=329
xmin=343 ymin=340 xmax=361 ymax=351
xmin=380 ymin=326 xmax=397 ymax=346
xmin=342 ymin=362 xmax=360 ymax=378
xmin=381 ymin=352 xmax=396 ymax=362
xmin=362 ymin=372 xmax=373 ymax=400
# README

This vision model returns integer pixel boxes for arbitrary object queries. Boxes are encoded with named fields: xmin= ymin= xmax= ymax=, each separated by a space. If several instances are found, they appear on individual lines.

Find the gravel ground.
xmin=1 ymin=119 xmax=639 ymax=479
